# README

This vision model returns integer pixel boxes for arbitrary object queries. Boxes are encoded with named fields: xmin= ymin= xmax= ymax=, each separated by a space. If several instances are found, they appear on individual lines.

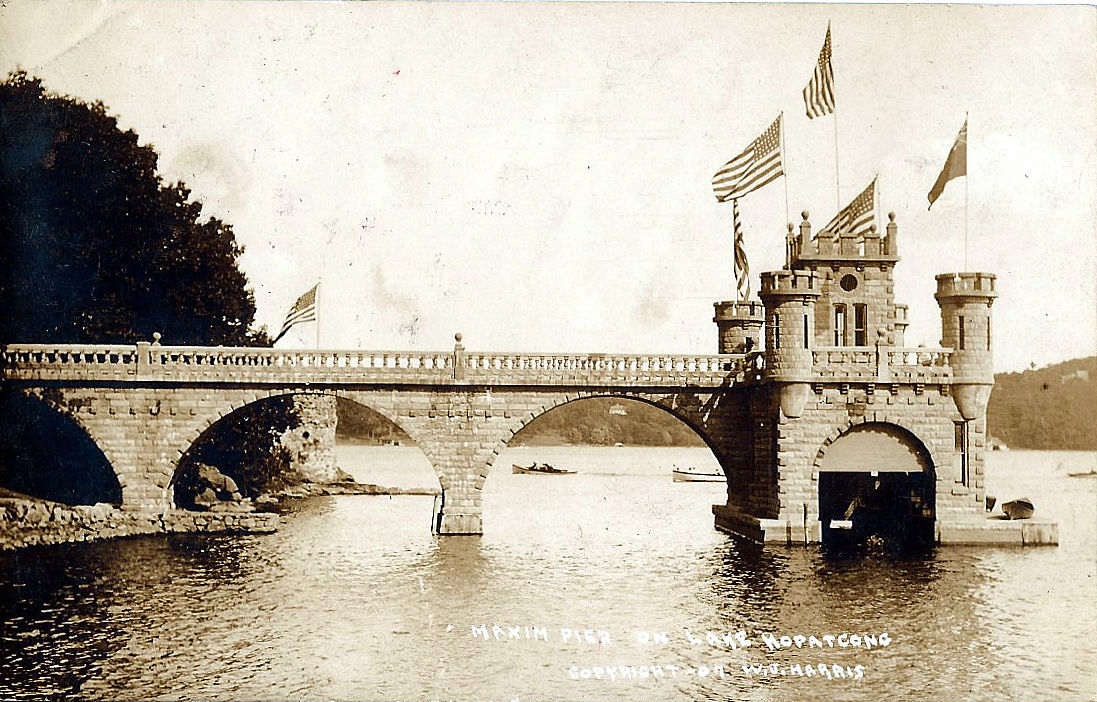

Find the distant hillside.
xmin=511 ymin=397 xmax=706 ymax=447
xmin=987 ymin=357 xmax=1097 ymax=450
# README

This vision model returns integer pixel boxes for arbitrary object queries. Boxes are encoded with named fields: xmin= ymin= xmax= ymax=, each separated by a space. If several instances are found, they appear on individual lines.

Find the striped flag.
xmin=273 ymin=283 xmax=318 ymax=343
xmin=803 ymin=24 xmax=835 ymax=119
xmin=732 ymin=199 xmax=750 ymax=301
xmin=928 ymin=117 xmax=967 ymax=210
xmin=712 ymin=115 xmax=784 ymax=203
xmin=819 ymin=177 xmax=876 ymax=240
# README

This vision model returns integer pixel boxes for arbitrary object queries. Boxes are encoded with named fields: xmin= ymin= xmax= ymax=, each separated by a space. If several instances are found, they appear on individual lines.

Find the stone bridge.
xmin=0 ymin=337 xmax=761 ymax=534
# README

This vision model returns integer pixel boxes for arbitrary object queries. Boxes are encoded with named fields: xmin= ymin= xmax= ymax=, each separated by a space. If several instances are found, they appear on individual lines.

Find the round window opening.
xmin=839 ymin=274 xmax=859 ymax=292
xmin=302 ymin=431 xmax=311 ymax=440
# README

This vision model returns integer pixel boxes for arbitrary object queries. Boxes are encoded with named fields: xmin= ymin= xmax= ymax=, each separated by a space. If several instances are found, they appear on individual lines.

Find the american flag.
xmin=803 ymin=24 xmax=835 ymax=119
xmin=732 ymin=200 xmax=750 ymax=301
xmin=819 ymin=177 xmax=876 ymax=241
xmin=712 ymin=115 xmax=784 ymax=203
xmin=274 ymin=283 xmax=318 ymax=343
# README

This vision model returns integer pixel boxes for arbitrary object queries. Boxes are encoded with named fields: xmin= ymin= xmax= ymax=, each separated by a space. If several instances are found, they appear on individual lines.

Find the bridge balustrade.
xmin=1 ymin=343 xmax=752 ymax=388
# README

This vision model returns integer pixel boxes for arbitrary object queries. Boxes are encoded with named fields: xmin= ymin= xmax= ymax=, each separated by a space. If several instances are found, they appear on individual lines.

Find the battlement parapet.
xmin=935 ymin=272 xmax=997 ymax=299
xmin=787 ymin=211 xmax=899 ymax=264
xmin=759 ymin=269 xmax=820 ymax=298
xmin=810 ymin=345 xmax=953 ymax=383
xmin=713 ymin=300 xmax=764 ymax=321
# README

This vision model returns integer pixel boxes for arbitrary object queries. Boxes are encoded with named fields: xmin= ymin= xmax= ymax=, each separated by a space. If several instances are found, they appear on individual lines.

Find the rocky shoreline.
xmin=0 ymin=477 xmax=439 ymax=551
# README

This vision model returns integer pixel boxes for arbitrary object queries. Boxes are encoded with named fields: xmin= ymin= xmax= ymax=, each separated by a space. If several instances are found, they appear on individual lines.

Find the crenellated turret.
xmin=713 ymin=300 xmax=765 ymax=354
xmin=935 ymin=273 xmax=997 ymax=420
xmin=759 ymin=268 xmax=819 ymax=418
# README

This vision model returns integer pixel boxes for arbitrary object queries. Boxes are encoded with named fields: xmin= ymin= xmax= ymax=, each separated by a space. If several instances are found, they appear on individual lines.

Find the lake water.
xmin=1 ymin=446 xmax=1095 ymax=701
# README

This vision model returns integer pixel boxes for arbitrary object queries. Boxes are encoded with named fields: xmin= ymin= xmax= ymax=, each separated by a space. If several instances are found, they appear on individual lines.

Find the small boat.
xmin=1001 ymin=498 xmax=1035 ymax=520
xmin=672 ymin=467 xmax=726 ymax=482
xmin=512 ymin=463 xmax=576 ymax=475
xmin=1067 ymin=469 xmax=1097 ymax=478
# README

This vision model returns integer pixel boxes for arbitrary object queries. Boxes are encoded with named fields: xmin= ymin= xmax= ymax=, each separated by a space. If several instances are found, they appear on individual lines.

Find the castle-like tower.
xmin=710 ymin=211 xmax=1052 ymax=546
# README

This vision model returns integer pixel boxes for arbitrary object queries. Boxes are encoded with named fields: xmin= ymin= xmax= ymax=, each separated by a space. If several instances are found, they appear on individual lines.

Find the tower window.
xmin=834 ymin=305 xmax=847 ymax=346
xmin=955 ymin=421 xmax=969 ymax=486
xmin=958 ymin=316 xmax=966 ymax=350
xmin=774 ymin=313 xmax=780 ymax=349
xmin=854 ymin=304 xmax=867 ymax=346
xmin=987 ymin=318 xmax=992 ymax=351
xmin=803 ymin=314 xmax=809 ymax=349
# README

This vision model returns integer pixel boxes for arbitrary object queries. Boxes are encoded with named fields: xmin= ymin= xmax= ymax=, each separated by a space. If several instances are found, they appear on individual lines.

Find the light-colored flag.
xmin=712 ymin=115 xmax=784 ymax=203
xmin=928 ymin=117 xmax=967 ymax=210
xmin=819 ymin=177 xmax=876 ymax=240
xmin=803 ymin=24 xmax=835 ymax=119
xmin=273 ymin=283 xmax=318 ymax=344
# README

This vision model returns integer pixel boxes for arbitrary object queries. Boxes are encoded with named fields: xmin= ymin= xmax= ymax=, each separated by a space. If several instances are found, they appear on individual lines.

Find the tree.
xmin=0 ymin=73 xmax=286 ymax=504
xmin=0 ymin=71 xmax=267 ymax=345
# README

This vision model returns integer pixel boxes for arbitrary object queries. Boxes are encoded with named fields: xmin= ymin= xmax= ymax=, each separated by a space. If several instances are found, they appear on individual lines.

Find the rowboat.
xmin=512 ymin=463 xmax=576 ymax=475
xmin=1001 ymin=498 xmax=1034 ymax=520
xmin=1067 ymin=469 xmax=1097 ymax=478
xmin=672 ymin=467 xmax=725 ymax=482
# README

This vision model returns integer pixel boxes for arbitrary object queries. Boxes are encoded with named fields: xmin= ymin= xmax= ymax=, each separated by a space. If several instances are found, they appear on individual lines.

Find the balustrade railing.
xmin=1 ymin=342 xmax=747 ymax=387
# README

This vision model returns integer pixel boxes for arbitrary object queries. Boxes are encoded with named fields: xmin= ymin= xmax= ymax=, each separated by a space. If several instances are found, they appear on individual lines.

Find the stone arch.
xmin=171 ymin=389 xmax=436 ymax=501
xmin=0 ymin=388 xmax=122 ymax=505
xmin=473 ymin=390 xmax=727 ymax=493
xmin=812 ymin=416 xmax=945 ymax=478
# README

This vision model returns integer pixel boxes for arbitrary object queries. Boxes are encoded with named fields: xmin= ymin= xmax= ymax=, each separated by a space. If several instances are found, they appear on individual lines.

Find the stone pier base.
xmin=713 ymin=504 xmax=1059 ymax=547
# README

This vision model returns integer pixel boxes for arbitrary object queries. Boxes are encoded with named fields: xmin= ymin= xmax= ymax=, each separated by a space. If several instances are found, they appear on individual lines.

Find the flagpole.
xmin=779 ymin=111 xmax=790 ymax=227
xmin=830 ymin=23 xmax=841 ymax=210
xmin=964 ymin=112 xmax=969 ymax=271
xmin=315 ymin=280 xmax=321 ymax=350
xmin=732 ymin=198 xmax=740 ymax=302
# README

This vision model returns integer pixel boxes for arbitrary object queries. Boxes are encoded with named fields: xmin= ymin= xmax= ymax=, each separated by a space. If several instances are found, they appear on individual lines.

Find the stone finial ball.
xmin=888 ymin=211 xmax=896 ymax=222
xmin=869 ymin=224 xmax=877 ymax=233
xmin=801 ymin=210 xmax=810 ymax=220
xmin=787 ymin=222 xmax=794 ymax=232
xmin=455 ymin=333 xmax=463 ymax=343
xmin=152 ymin=332 xmax=162 ymax=342
xmin=877 ymin=328 xmax=888 ymax=339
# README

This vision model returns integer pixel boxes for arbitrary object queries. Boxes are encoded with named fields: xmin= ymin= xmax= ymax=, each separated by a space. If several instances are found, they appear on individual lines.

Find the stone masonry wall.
xmin=279 ymin=393 xmax=338 ymax=483
xmin=774 ymin=383 xmax=985 ymax=524
xmin=0 ymin=496 xmax=277 ymax=551
xmin=10 ymin=384 xmax=757 ymax=535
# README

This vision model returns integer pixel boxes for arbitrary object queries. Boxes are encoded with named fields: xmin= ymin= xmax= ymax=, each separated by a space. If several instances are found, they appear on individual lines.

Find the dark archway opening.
xmin=173 ymin=395 xmax=298 ymax=510
xmin=817 ymin=423 xmax=936 ymax=553
xmin=488 ymin=396 xmax=726 ymax=540
xmin=0 ymin=391 xmax=121 ymax=505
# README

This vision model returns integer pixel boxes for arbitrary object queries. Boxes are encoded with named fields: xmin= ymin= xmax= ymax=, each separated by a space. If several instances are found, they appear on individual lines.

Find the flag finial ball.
xmin=888 ymin=211 xmax=896 ymax=222
xmin=801 ymin=210 xmax=810 ymax=221
xmin=455 ymin=333 xmax=463 ymax=343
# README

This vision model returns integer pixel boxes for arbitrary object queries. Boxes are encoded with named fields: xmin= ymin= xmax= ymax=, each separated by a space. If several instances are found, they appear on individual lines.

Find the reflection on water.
xmin=1 ymin=447 xmax=1094 ymax=700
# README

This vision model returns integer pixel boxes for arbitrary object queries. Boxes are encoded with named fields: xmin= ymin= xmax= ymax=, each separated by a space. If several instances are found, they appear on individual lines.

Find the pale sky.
xmin=1 ymin=2 xmax=1094 ymax=372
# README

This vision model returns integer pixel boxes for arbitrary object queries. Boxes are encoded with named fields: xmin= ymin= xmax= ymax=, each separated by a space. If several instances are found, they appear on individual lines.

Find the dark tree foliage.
xmin=0 ymin=73 xmax=289 ymax=506
xmin=0 ymin=71 xmax=267 ymax=345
